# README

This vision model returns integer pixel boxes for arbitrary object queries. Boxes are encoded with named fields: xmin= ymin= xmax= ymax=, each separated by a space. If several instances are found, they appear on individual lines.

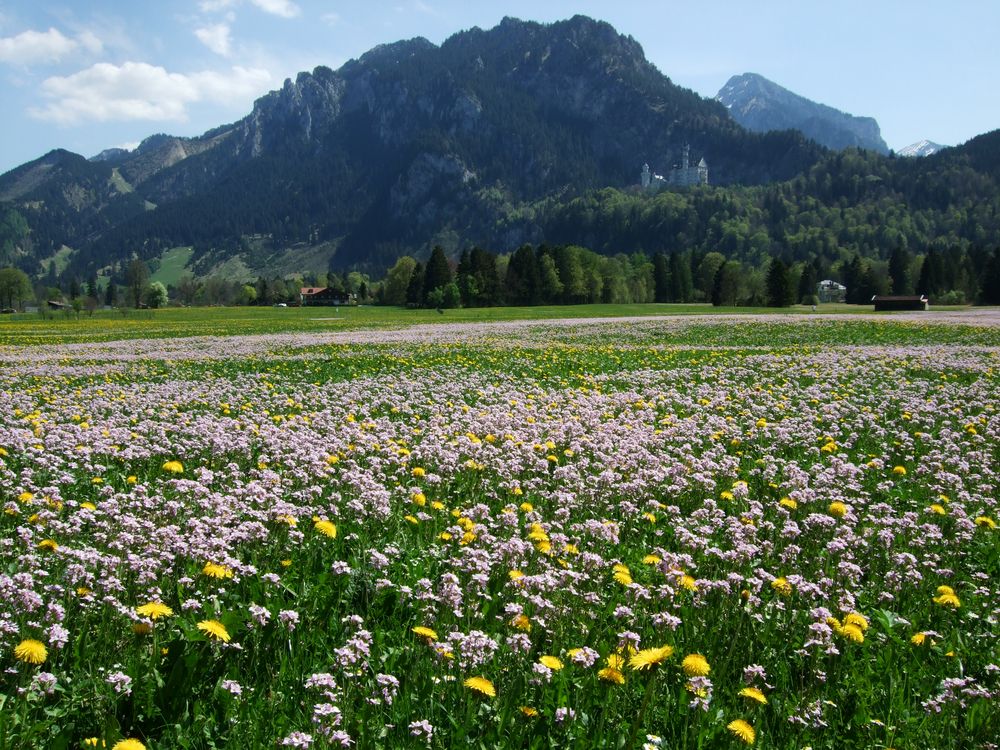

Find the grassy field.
xmin=0 ymin=302 xmax=987 ymax=347
xmin=1 ymin=313 xmax=997 ymax=749
xmin=149 ymin=247 xmax=195 ymax=289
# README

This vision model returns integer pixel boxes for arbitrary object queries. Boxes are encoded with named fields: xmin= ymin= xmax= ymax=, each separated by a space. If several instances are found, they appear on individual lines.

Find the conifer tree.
xmin=766 ymin=258 xmax=794 ymax=307
xmin=422 ymin=246 xmax=452 ymax=306
xmin=653 ymin=252 xmax=670 ymax=303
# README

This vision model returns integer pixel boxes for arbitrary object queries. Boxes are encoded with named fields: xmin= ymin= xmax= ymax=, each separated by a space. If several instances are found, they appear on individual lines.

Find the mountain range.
xmin=0 ymin=15 xmax=995 ymax=287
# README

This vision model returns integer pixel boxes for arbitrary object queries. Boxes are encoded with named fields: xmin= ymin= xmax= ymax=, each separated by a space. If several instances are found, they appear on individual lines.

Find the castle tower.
xmin=682 ymin=144 xmax=690 ymax=170
xmin=641 ymin=162 xmax=651 ymax=189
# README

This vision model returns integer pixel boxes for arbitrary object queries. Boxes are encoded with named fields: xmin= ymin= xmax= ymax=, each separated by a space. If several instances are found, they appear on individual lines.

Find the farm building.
xmin=300 ymin=287 xmax=350 ymax=306
xmin=872 ymin=295 xmax=929 ymax=311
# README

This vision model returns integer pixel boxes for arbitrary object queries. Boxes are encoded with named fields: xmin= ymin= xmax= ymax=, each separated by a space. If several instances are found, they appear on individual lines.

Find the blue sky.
xmin=1 ymin=0 xmax=997 ymax=174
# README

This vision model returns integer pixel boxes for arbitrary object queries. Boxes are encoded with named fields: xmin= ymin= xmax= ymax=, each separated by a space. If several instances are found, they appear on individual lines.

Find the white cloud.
xmin=0 ymin=28 xmax=81 ymax=65
xmin=322 ymin=12 xmax=341 ymax=26
xmin=195 ymin=23 xmax=232 ymax=56
xmin=200 ymin=0 xmax=300 ymax=18
xmin=30 ymin=61 xmax=272 ymax=124
xmin=249 ymin=0 xmax=301 ymax=19
xmin=199 ymin=0 xmax=238 ymax=11
xmin=76 ymin=30 xmax=105 ymax=55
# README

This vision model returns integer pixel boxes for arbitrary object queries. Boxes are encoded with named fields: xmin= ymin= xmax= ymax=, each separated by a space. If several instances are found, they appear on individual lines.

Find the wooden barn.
xmin=872 ymin=295 xmax=929 ymax=311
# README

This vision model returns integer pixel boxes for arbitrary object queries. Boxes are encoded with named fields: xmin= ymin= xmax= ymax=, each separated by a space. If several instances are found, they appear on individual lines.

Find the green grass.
xmin=0 ymin=302 xmax=983 ymax=347
xmin=149 ymin=247 xmax=194 ymax=288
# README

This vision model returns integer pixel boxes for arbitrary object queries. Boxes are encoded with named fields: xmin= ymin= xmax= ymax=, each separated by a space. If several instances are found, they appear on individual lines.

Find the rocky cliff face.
xmin=717 ymin=73 xmax=889 ymax=154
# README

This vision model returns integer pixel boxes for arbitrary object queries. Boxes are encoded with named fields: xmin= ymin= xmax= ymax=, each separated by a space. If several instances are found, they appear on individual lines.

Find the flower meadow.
xmin=1 ymin=316 xmax=998 ymax=749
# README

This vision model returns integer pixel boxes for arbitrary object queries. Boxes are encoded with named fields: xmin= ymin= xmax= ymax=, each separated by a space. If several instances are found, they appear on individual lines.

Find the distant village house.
xmin=300 ymin=287 xmax=351 ymax=306
xmin=817 ymin=279 xmax=847 ymax=303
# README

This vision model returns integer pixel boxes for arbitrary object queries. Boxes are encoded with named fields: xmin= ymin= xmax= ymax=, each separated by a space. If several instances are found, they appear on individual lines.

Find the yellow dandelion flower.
xmin=37 ymin=539 xmax=58 ymax=551
xmin=197 ymin=619 xmax=231 ymax=642
xmin=739 ymin=687 xmax=768 ymax=705
xmin=463 ymin=676 xmax=496 ymax=698
xmin=911 ymin=631 xmax=933 ymax=646
xmin=314 ymin=519 xmax=337 ymax=538
xmin=771 ymin=577 xmax=792 ymax=596
xmin=411 ymin=492 xmax=426 ymax=506
xmin=720 ymin=490 xmax=735 ymax=501
xmin=679 ymin=574 xmax=697 ymax=591
xmin=628 ymin=645 xmax=674 ymax=671
xmin=892 ymin=465 xmax=907 ymax=476
xmin=411 ymin=467 xmax=426 ymax=478
xmin=642 ymin=554 xmax=662 ymax=565
xmin=840 ymin=624 xmax=865 ymax=643
xmin=779 ymin=497 xmax=798 ymax=510
xmin=933 ymin=591 xmax=961 ymax=608
xmin=539 ymin=655 xmax=563 ymax=671
xmin=126 ymin=475 xmax=138 ymax=484
xmin=508 ymin=569 xmax=524 ymax=581
xmin=80 ymin=501 xmax=97 ymax=511
xmin=527 ymin=524 xmax=549 ymax=541
xmin=613 ymin=563 xmax=633 ymax=586
xmin=411 ymin=626 xmax=438 ymax=641
xmin=18 ymin=491 xmax=34 ymax=503
xmin=844 ymin=612 xmax=868 ymax=632
xmin=161 ymin=460 xmax=184 ymax=474
xmin=112 ymin=740 xmax=146 ymax=750
xmin=14 ymin=638 xmax=47 ymax=664
xmin=974 ymin=516 xmax=996 ymax=529
xmin=681 ymin=653 xmax=711 ymax=677
xmin=827 ymin=501 xmax=848 ymax=518
xmin=520 ymin=706 xmax=539 ymax=717
xmin=275 ymin=514 xmax=297 ymax=527
xmin=928 ymin=504 xmax=947 ymax=516
xmin=727 ymin=719 xmax=756 ymax=745
xmin=512 ymin=614 xmax=532 ymax=632
xmin=135 ymin=602 xmax=173 ymax=620
xmin=755 ymin=418 xmax=768 ymax=428
xmin=202 ymin=562 xmax=234 ymax=579
xmin=599 ymin=666 xmax=625 ymax=684
xmin=133 ymin=622 xmax=152 ymax=635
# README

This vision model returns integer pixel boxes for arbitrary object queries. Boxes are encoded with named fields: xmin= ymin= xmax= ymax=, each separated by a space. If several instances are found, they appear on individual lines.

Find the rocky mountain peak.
xmin=717 ymin=72 xmax=888 ymax=154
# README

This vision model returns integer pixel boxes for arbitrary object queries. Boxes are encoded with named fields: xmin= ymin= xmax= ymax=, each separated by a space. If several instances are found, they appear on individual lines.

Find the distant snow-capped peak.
xmin=897 ymin=140 xmax=945 ymax=157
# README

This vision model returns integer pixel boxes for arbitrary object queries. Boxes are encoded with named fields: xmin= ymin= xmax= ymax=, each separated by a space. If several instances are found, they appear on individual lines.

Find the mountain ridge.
xmin=716 ymin=72 xmax=889 ymax=154
xmin=0 ymin=15 xmax=825 ymax=277
xmin=1 ymin=16 xmax=997 ymax=290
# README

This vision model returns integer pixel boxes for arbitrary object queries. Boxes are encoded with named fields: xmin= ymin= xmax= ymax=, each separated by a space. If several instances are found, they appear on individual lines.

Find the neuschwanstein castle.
xmin=640 ymin=145 xmax=708 ymax=191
